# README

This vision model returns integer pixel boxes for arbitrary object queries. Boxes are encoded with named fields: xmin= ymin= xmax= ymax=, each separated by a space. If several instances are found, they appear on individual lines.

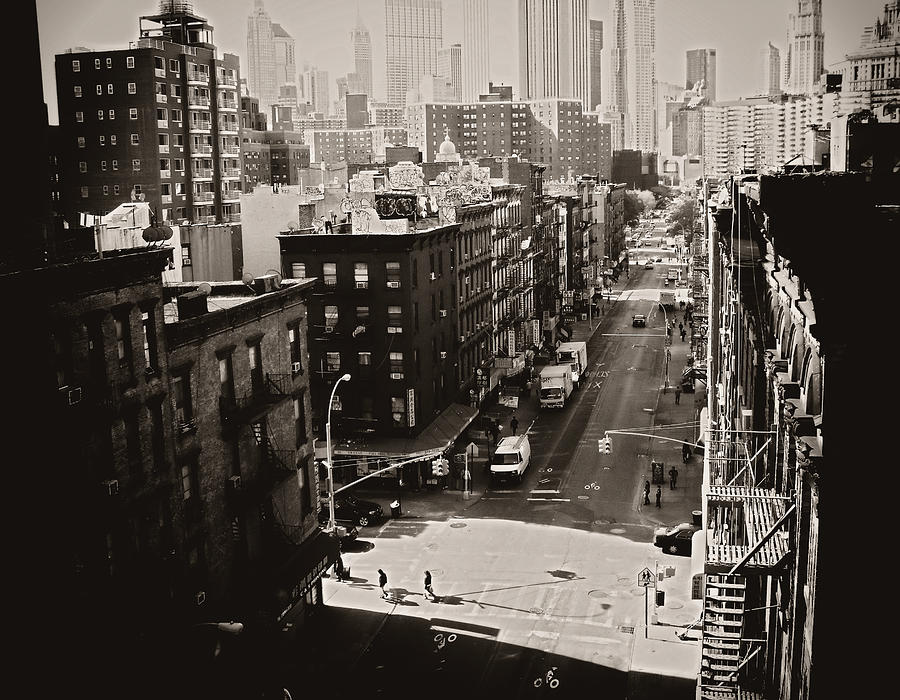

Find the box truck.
xmin=659 ymin=290 xmax=676 ymax=309
xmin=539 ymin=365 xmax=574 ymax=408
xmin=555 ymin=341 xmax=588 ymax=388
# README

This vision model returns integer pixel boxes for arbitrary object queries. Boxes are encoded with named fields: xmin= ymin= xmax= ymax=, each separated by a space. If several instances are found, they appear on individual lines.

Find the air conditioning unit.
xmin=324 ymin=326 xmax=334 ymax=333
xmin=182 ymin=257 xmax=192 ymax=266
xmin=464 ymin=254 xmax=469 ymax=261
xmin=459 ymin=335 xmax=465 ymax=342
xmin=440 ymin=351 xmax=447 ymax=359
xmin=387 ymin=326 xmax=402 ymax=334
xmin=63 ymin=386 xmax=83 ymax=405
xmin=459 ymin=295 xmax=464 ymax=303
xmin=355 ymin=281 xmax=368 ymax=289
xmin=430 ymin=272 xmax=437 ymax=280
xmin=386 ymin=281 xmax=400 ymax=288
xmin=439 ymin=309 xmax=447 ymax=317
xmin=464 ymin=276 xmax=470 ymax=285
xmin=102 ymin=479 xmax=119 ymax=496
xmin=195 ymin=591 xmax=206 ymax=606
xmin=228 ymin=475 xmax=243 ymax=491
xmin=390 ymin=372 xmax=404 ymax=380
xmin=291 ymin=361 xmax=302 ymax=373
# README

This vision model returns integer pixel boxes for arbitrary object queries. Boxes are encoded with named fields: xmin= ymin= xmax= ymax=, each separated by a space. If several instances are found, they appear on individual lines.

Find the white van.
xmin=490 ymin=434 xmax=532 ymax=483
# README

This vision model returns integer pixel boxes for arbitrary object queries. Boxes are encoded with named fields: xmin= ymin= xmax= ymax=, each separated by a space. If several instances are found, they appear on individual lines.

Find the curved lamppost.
xmin=325 ymin=373 xmax=351 ymax=534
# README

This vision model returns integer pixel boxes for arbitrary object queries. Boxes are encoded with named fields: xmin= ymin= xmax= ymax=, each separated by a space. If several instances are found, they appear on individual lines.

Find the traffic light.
xmin=604 ymin=433 xmax=612 ymax=454
xmin=440 ymin=458 xmax=450 ymax=476
xmin=432 ymin=458 xmax=450 ymax=477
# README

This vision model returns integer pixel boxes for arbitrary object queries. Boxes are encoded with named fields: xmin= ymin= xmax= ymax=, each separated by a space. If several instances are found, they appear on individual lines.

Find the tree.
xmin=637 ymin=190 xmax=657 ymax=211
xmin=669 ymin=198 xmax=697 ymax=238
xmin=623 ymin=190 xmax=644 ymax=225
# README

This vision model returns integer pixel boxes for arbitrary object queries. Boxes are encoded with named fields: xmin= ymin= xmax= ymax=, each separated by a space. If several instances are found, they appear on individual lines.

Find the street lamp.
xmin=658 ymin=302 xmax=671 ymax=390
xmin=325 ymin=373 xmax=351 ymax=535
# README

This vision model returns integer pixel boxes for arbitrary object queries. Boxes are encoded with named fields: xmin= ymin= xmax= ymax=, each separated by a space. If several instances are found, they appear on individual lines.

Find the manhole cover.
xmin=577 ymin=495 xmax=590 ymax=500
xmin=593 ymin=519 xmax=611 ymax=525
xmin=610 ymin=527 xmax=626 ymax=534
xmin=669 ymin=602 xmax=684 ymax=610
xmin=588 ymin=589 xmax=610 ymax=600
xmin=449 ymin=522 xmax=467 ymax=528
xmin=618 ymin=625 xmax=635 ymax=634
xmin=529 ymin=607 xmax=544 ymax=615
xmin=617 ymin=577 xmax=632 ymax=584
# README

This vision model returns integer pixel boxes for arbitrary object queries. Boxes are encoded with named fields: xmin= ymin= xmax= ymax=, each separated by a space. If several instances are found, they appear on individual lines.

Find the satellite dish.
xmin=242 ymin=272 xmax=254 ymax=286
xmin=197 ymin=282 xmax=212 ymax=295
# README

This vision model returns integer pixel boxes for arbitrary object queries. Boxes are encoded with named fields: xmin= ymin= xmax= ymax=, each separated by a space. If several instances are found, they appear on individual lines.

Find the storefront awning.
xmin=557 ymin=325 xmax=570 ymax=340
xmin=333 ymin=402 xmax=479 ymax=459
xmin=273 ymin=529 xmax=339 ymax=621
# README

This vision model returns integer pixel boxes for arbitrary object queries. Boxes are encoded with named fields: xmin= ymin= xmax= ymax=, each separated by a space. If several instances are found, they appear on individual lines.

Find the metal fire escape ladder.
xmin=726 ymin=503 xmax=796 ymax=576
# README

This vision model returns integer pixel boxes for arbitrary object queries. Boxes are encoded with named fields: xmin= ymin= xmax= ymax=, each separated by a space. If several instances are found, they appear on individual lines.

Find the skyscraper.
xmin=608 ymin=0 xmax=656 ymax=152
xmin=303 ymin=65 xmax=331 ymax=115
xmin=760 ymin=42 xmax=782 ymax=97
xmin=518 ymin=0 xmax=590 ymax=109
xmin=272 ymin=23 xmax=296 ymax=88
xmin=686 ymin=48 xmax=716 ymax=102
xmin=589 ymin=19 xmax=603 ymax=111
xmin=785 ymin=0 xmax=824 ymax=95
xmin=463 ymin=0 xmax=490 ymax=101
xmin=351 ymin=9 xmax=373 ymax=99
xmin=385 ymin=0 xmax=443 ymax=108
xmin=246 ymin=0 xmax=277 ymax=116
xmin=438 ymin=44 xmax=463 ymax=102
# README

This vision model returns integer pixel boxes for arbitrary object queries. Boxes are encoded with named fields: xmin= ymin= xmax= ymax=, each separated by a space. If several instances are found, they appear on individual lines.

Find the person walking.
xmin=378 ymin=569 xmax=388 ymax=599
xmin=655 ymin=485 xmax=662 ymax=508
xmin=680 ymin=328 xmax=686 ymax=342
xmin=334 ymin=555 xmax=345 ymax=582
xmin=674 ymin=385 xmax=681 ymax=405
xmin=669 ymin=466 xmax=678 ymax=490
xmin=683 ymin=443 xmax=692 ymax=463
xmin=424 ymin=570 xmax=435 ymax=601
xmin=644 ymin=480 xmax=651 ymax=505
xmin=510 ymin=414 xmax=519 ymax=436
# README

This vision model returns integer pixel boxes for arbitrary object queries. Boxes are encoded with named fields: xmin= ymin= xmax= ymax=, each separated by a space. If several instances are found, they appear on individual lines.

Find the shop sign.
xmin=407 ymin=388 xmax=415 ymax=428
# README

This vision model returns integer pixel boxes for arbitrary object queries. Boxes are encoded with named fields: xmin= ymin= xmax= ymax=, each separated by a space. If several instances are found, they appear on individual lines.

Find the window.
xmin=388 ymin=305 xmax=402 ymax=333
xmin=358 ymin=351 xmax=372 ymax=377
xmin=94 ymin=58 xmax=101 ymax=70
xmin=72 ymin=60 xmax=80 ymax=72
xmin=356 ymin=306 xmax=369 ymax=324
xmin=181 ymin=243 xmax=191 ymax=265
xmin=171 ymin=108 xmax=182 ymax=122
xmin=126 ymin=56 xmax=135 ymax=69
xmin=289 ymin=324 xmax=303 ymax=373
xmin=106 ymin=58 xmax=112 ymax=69
xmin=77 ymin=136 xmax=85 ymax=148
xmin=293 ymin=395 xmax=307 ymax=447
xmin=113 ymin=184 xmax=120 ymax=194
xmin=170 ymin=58 xmax=180 ymax=74
xmin=386 ymin=261 xmax=401 ymax=287
xmin=97 ymin=109 xmax=104 ymax=121
xmin=391 ymin=396 xmax=406 ymax=427
xmin=75 ymin=111 xmax=83 ymax=122
xmin=130 ymin=108 xmax=138 ymax=120
xmin=290 ymin=262 xmax=306 ymax=278
xmin=218 ymin=354 xmax=234 ymax=404
xmin=150 ymin=402 xmax=166 ymax=471
xmin=103 ymin=185 xmax=109 ymax=195
xmin=99 ymin=135 xmax=105 ymax=146
xmin=131 ymin=134 xmax=139 ymax=145
xmin=114 ymin=311 xmax=133 ymax=380
xmin=107 ymin=83 xmax=113 ymax=94
xmin=128 ymin=82 xmax=136 ymax=94
xmin=125 ymin=411 xmax=142 ymax=473
xmin=110 ymin=135 xmax=116 ymax=145
xmin=80 ymin=186 xmax=89 ymax=198
xmin=132 ymin=159 xmax=141 ymax=172
xmin=353 ymin=262 xmax=369 ymax=288
xmin=141 ymin=308 xmax=158 ymax=375
xmin=324 ymin=305 xmax=338 ymax=330
xmin=112 ymin=160 xmax=118 ymax=171
xmin=180 ymin=461 xmax=199 ymax=519
xmin=326 ymin=351 xmax=341 ymax=372
xmin=96 ymin=84 xmax=102 ymax=95
xmin=323 ymin=262 xmax=337 ymax=286
xmin=108 ymin=109 xmax=115 ymax=120
xmin=173 ymin=372 xmax=194 ymax=428
xmin=389 ymin=352 xmax=404 ymax=378
xmin=248 ymin=342 xmax=263 ymax=393
xmin=79 ymin=161 xmax=87 ymax=173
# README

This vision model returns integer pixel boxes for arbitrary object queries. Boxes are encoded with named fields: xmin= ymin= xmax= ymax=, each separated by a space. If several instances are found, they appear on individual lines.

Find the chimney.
xmin=177 ymin=290 xmax=208 ymax=320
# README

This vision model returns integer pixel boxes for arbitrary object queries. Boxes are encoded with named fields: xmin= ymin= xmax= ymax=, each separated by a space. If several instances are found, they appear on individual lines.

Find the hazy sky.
xmin=37 ymin=0 xmax=885 ymax=125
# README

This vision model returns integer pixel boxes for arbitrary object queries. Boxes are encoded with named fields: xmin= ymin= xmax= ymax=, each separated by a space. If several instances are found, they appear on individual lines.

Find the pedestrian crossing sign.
xmin=637 ymin=567 xmax=654 ymax=587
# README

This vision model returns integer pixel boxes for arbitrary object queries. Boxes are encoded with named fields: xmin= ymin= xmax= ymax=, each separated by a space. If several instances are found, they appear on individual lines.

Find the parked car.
xmin=318 ymin=495 xmax=384 ymax=528
xmin=632 ymin=314 xmax=647 ymax=327
xmin=644 ymin=262 xmax=654 ymax=269
xmin=655 ymin=257 xmax=663 ymax=262
xmin=653 ymin=522 xmax=700 ymax=555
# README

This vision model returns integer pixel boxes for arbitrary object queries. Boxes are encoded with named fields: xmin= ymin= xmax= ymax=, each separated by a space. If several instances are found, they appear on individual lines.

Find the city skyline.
xmin=37 ymin=0 xmax=883 ymax=124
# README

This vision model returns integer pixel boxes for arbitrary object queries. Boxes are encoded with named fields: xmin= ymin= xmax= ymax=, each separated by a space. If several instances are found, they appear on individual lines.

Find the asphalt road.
xmin=280 ymin=265 xmax=697 ymax=700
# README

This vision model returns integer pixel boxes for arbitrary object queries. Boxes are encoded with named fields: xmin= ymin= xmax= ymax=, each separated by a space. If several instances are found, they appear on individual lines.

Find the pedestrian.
xmin=669 ymin=466 xmax=678 ymax=490
xmin=674 ymin=386 xmax=681 ymax=405
xmin=682 ymin=443 xmax=692 ymax=463
xmin=678 ymin=322 xmax=684 ymax=334
xmin=378 ymin=568 xmax=388 ymax=598
xmin=679 ymin=300 xmax=685 ymax=311
xmin=510 ymin=414 xmax=519 ymax=436
xmin=644 ymin=480 xmax=651 ymax=505
xmin=655 ymin=485 xmax=662 ymax=508
xmin=334 ymin=555 xmax=345 ymax=582
xmin=424 ymin=570 xmax=435 ymax=600
xmin=681 ymin=328 xmax=686 ymax=342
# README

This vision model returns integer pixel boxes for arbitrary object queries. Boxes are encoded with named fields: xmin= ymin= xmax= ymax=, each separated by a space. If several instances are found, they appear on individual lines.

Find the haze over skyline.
xmin=37 ymin=0 xmax=883 ymax=125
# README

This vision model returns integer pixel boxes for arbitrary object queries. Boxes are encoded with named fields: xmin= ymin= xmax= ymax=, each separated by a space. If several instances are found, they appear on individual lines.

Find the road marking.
xmin=530 ymin=489 xmax=561 ymax=495
xmin=527 ymin=497 xmax=571 ymax=502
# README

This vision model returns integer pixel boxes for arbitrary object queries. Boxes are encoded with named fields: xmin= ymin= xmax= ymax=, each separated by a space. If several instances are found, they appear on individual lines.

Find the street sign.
xmin=466 ymin=442 xmax=479 ymax=458
xmin=637 ymin=567 xmax=654 ymax=587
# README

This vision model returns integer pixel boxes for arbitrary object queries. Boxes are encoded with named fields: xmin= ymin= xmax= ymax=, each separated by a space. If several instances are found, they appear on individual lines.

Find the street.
xmin=281 ymin=261 xmax=703 ymax=699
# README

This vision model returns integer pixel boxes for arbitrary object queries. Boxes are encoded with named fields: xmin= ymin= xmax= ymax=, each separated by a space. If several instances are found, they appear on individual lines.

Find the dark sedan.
xmin=653 ymin=522 xmax=700 ymax=555
xmin=319 ymin=495 xmax=384 ymax=528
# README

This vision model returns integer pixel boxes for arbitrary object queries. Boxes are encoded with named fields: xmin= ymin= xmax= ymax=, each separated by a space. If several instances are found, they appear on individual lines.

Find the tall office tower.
xmin=385 ymin=0 xmax=443 ymax=108
xmin=589 ymin=19 xmax=603 ymax=111
xmin=518 ymin=0 xmax=590 ymax=109
xmin=686 ymin=48 xmax=716 ymax=102
xmin=247 ymin=0 xmax=277 ymax=115
xmin=463 ymin=0 xmax=490 ymax=101
xmin=55 ymin=3 xmax=242 ymax=225
xmin=839 ymin=1 xmax=900 ymax=112
xmin=784 ymin=0 xmax=824 ymax=95
xmin=303 ymin=66 xmax=331 ymax=115
xmin=760 ymin=42 xmax=782 ymax=97
xmin=438 ymin=43 xmax=463 ymax=101
xmin=608 ymin=0 xmax=656 ymax=151
xmin=272 ymin=23 xmax=296 ymax=88
xmin=351 ymin=10 xmax=373 ymax=99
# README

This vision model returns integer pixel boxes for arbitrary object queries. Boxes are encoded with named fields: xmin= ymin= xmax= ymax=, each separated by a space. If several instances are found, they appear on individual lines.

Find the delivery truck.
xmin=555 ymin=341 xmax=588 ymax=388
xmin=659 ymin=290 xmax=676 ymax=310
xmin=539 ymin=365 xmax=574 ymax=409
